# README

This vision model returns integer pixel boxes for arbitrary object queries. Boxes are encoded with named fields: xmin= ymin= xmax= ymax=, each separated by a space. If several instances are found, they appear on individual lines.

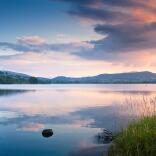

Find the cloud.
xmin=1 ymin=1 xmax=156 ymax=74
xmin=17 ymin=36 xmax=46 ymax=45
xmin=1 ymin=44 xmax=156 ymax=77
xmin=0 ymin=42 xmax=32 ymax=53
xmin=55 ymin=0 xmax=156 ymax=61
xmin=0 ymin=36 xmax=93 ymax=56
xmin=56 ymin=33 xmax=81 ymax=43
xmin=0 ymin=47 xmax=20 ymax=56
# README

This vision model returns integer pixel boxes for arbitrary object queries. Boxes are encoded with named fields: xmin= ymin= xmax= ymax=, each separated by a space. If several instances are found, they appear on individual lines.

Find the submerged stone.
xmin=42 ymin=129 xmax=53 ymax=138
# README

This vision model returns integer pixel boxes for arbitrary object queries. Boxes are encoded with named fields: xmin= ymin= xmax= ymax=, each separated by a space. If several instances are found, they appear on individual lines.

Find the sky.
xmin=1 ymin=0 xmax=156 ymax=77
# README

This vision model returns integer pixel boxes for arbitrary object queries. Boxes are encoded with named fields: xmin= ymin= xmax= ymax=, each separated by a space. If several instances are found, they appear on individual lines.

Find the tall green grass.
xmin=108 ymin=116 xmax=156 ymax=156
xmin=108 ymin=97 xmax=156 ymax=156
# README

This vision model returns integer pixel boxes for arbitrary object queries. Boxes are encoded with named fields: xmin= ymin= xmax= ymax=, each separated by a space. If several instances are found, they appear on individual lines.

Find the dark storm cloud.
xmin=55 ymin=0 xmax=156 ymax=60
xmin=1 ymin=0 xmax=156 ymax=61
xmin=93 ymin=22 xmax=156 ymax=51
xmin=68 ymin=6 xmax=131 ymax=23
xmin=57 ymin=0 xmax=155 ymax=9
xmin=57 ymin=0 xmax=134 ymax=23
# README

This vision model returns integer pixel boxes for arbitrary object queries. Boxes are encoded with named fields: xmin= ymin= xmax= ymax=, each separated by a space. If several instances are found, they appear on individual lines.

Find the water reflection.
xmin=0 ymin=89 xmax=32 ymax=97
xmin=0 ymin=85 xmax=155 ymax=156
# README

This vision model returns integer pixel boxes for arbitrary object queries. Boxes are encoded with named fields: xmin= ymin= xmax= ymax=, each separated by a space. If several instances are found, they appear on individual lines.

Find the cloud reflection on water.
xmin=0 ymin=88 xmax=156 ymax=130
xmin=0 ymin=85 xmax=156 ymax=156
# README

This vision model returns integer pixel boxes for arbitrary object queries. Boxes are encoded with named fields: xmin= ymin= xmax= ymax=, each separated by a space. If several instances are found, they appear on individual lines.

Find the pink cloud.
xmin=17 ymin=36 xmax=46 ymax=45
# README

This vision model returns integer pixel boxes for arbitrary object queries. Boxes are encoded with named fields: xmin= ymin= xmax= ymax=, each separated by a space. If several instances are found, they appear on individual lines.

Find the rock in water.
xmin=96 ymin=129 xmax=113 ymax=144
xmin=42 ymin=129 xmax=53 ymax=138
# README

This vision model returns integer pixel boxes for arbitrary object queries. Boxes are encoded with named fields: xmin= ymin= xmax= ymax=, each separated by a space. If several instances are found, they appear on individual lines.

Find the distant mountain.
xmin=0 ymin=71 xmax=50 ymax=84
xmin=0 ymin=71 xmax=156 ymax=84
xmin=51 ymin=71 xmax=156 ymax=84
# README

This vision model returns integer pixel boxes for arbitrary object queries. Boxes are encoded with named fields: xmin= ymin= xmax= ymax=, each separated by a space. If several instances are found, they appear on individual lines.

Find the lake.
xmin=0 ymin=84 xmax=156 ymax=156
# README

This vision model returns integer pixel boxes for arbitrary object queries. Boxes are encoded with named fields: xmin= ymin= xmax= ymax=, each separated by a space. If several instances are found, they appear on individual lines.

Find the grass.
xmin=108 ymin=115 xmax=156 ymax=156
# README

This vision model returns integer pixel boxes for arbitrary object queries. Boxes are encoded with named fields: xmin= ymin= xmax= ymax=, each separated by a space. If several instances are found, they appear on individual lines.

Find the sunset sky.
xmin=1 ymin=0 xmax=156 ymax=77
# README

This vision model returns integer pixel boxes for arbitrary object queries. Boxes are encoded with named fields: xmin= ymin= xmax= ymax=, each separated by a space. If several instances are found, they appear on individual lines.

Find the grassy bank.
xmin=108 ymin=116 xmax=156 ymax=156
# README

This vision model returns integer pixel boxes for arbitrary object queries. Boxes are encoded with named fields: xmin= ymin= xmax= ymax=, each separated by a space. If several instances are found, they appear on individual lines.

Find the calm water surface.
xmin=0 ymin=84 xmax=155 ymax=156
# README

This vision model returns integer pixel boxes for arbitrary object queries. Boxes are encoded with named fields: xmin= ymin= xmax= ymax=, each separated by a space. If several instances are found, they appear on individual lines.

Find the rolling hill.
xmin=0 ymin=71 xmax=156 ymax=84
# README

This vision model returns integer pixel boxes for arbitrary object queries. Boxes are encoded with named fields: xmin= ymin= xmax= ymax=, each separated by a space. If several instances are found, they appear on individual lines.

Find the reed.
xmin=108 ymin=97 xmax=156 ymax=156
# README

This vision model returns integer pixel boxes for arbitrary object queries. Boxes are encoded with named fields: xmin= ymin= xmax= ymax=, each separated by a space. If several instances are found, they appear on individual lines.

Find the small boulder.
xmin=42 ymin=129 xmax=53 ymax=138
xmin=96 ymin=129 xmax=113 ymax=144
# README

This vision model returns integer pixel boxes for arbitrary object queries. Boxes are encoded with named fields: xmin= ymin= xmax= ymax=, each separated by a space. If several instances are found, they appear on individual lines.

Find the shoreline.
xmin=108 ymin=116 xmax=156 ymax=156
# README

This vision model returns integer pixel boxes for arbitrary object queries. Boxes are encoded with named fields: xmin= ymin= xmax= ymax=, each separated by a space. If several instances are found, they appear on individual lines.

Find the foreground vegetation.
xmin=108 ymin=116 xmax=156 ymax=156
